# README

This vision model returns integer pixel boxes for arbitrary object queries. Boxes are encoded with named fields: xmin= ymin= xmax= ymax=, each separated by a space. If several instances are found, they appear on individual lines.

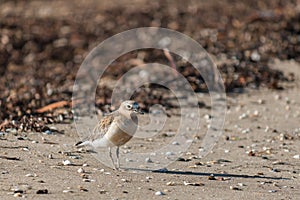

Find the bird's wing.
xmin=89 ymin=114 xmax=115 ymax=142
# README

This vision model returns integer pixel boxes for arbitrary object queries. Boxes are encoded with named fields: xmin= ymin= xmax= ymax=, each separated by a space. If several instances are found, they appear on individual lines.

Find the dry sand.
xmin=0 ymin=61 xmax=299 ymax=200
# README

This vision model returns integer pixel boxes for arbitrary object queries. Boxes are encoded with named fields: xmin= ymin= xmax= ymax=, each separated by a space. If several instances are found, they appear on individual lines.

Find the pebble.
xmin=241 ymin=128 xmax=251 ymax=134
xmin=155 ymin=191 xmax=165 ymax=196
xmin=77 ymin=168 xmax=84 ymax=173
xmin=165 ymin=152 xmax=174 ymax=156
xmin=126 ymin=158 xmax=134 ymax=162
xmin=145 ymin=157 xmax=153 ymax=163
xmin=293 ymin=155 xmax=300 ymax=159
xmin=25 ymin=173 xmax=36 ymax=177
xmin=257 ymin=99 xmax=265 ymax=104
xmin=69 ymin=155 xmax=81 ymax=159
xmin=63 ymin=189 xmax=73 ymax=193
xmin=121 ymin=178 xmax=129 ymax=182
xmin=268 ymin=190 xmax=277 ymax=193
xmin=253 ymin=110 xmax=260 ymax=117
xmin=239 ymin=113 xmax=248 ymax=120
xmin=62 ymin=160 xmax=72 ymax=166
xmin=230 ymin=186 xmax=241 ymax=190
xmin=172 ymin=141 xmax=179 ymax=145
xmin=13 ymin=193 xmax=23 ymax=197
xmin=78 ymin=186 xmax=88 ymax=192
xmin=204 ymin=114 xmax=212 ymax=120
xmin=265 ymin=126 xmax=270 ymax=132
xmin=274 ymin=94 xmax=281 ymax=100
xmin=22 ymin=147 xmax=29 ymax=151
xmin=166 ymin=181 xmax=176 ymax=186
xmin=208 ymin=174 xmax=216 ymax=180
xmin=250 ymin=50 xmax=261 ymax=62
xmin=36 ymin=189 xmax=48 ymax=194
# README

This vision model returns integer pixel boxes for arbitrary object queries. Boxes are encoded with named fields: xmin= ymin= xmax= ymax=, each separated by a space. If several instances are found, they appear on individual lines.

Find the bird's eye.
xmin=126 ymin=104 xmax=132 ymax=109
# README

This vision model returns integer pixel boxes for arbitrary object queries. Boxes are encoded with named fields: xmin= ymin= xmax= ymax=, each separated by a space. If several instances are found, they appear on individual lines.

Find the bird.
xmin=75 ymin=100 xmax=143 ymax=170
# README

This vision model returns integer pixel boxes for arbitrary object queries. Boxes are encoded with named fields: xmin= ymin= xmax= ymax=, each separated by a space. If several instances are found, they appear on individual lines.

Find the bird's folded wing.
xmin=90 ymin=115 xmax=115 ymax=141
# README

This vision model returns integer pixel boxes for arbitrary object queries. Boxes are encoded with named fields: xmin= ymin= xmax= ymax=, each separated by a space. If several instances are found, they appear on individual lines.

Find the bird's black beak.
xmin=134 ymin=109 xmax=144 ymax=115
xmin=132 ymin=102 xmax=144 ymax=114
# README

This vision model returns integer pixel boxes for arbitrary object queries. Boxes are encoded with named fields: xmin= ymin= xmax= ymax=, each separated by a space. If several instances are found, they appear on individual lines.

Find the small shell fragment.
xmin=155 ymin=191 xmax=165 ymax=196
xmin=183 ymin=181 xmax=204 ymax=186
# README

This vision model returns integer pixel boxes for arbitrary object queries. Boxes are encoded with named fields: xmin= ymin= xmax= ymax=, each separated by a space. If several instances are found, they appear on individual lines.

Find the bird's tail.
xmin=75 ymin=140 xmax=91 ymax=147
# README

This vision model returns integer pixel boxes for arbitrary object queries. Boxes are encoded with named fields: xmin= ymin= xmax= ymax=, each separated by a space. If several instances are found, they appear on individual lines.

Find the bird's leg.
xmin=109 ymin=147 xmax=116 ymax=170
xmin=116 ymin=146 xmax=120 ymax=170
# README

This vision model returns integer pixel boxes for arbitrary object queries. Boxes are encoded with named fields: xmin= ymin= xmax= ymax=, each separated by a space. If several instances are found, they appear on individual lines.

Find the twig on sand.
xmin=0 ymin=155 xmax=20 ymax=160
xmin=163 ymin=48 xmax=178 ymax=77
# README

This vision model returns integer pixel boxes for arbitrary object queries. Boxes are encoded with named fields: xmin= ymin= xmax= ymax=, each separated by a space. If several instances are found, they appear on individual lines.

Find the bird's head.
xmin=119 ymin=100 xmax=144 ymax=116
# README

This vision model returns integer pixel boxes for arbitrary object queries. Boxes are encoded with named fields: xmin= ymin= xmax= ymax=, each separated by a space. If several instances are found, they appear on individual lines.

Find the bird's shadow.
xmin=124 ymin=168 xmax=289 ymax=180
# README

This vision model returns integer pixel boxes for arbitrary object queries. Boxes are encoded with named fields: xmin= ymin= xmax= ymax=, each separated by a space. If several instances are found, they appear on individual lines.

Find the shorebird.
xmin=75 ymin=100 xmax=143 ymax=170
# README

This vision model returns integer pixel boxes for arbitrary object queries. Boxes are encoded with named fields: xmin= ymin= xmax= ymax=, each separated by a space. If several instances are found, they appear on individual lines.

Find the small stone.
xmin=82 ymin=163 xmax=88 ymax=167
xmin=204 ymin=114 xmax=212 ymax=120
xmin=62 ymin=160 xmax=72 ymax=166
xmin=172 ymin=141 xmax=179 ymax=145
xmin=36 ymin=189 xmax=48 ymax=194
xmin=293 ymin=155 xmax=300 ymax=159
xmin=265 ymin=126 xmax=270 ymax=132
xmin=241 ymin=128 xmax=251 ymax=134
xmin=63 ymin=190 xmax=73 ymax=193
xmin=250 ymin=50 xmax=261 ymax=62
xmin=155 ymin=191 xmax=165 ymax=196
xmin=257 ymin=99 xmax=265 ymax=104
xmin=230 ymin=186 xmax=241 ymax=190
xmin=208 ymin=174 xmax=216 ymax=180
xmin=99 ymin=190 xmax=107 ymax=194
xmin=253 ymin=110 xmax=259 ymax=117
xmin=13 ymin=193 xmax=23 ymax=197
xmin=165 ymin=152 xmax=174 ymax=156
xmin=268 ymin=190 xmax=277 ymax=193
xmin=145 ymin=157 xmax=153 ymax=163
xmin=239 ymin=113 xmax=248 ymax=120
xmin=25 ymin=173 xmax=36 ymax=177
xmin=126 ymin=158 xmax=134 ymax=162
xmin=77 ymin=168 xmax=84 ymax=173
xmin=274 ymin=95 xmax=281 ymax=100
xmin=166 ymin=181 xmax=176 ymax=186
xmin=78 ymin=186 xmax=88 ymax=192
